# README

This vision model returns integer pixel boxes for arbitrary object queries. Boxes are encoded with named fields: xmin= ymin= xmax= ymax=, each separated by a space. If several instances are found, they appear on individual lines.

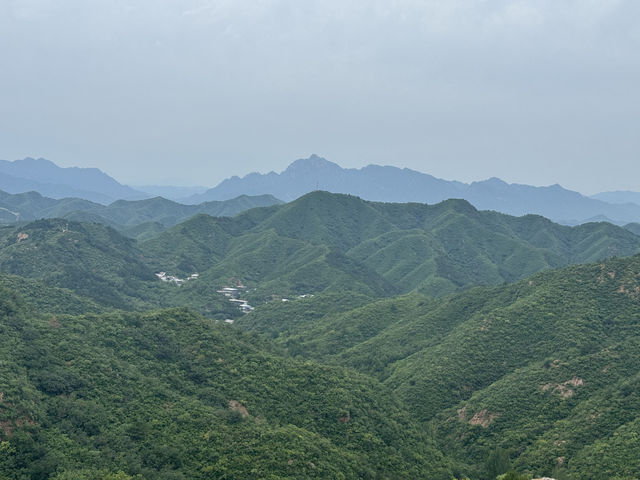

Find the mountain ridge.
xmin=0 ymin=189 xmax=283 ymax=239
xmin=143 ymin=191 xmax=640 ymax=299
xmin=236 ymin=253 xmax=640 ymax=479
xmin=8 ymin=155 xmax=640 ymax=226
xmin=0 ymin=157 xmax=148 ymax=204
xmin=186 ymin=155 xmax=640 ymax=225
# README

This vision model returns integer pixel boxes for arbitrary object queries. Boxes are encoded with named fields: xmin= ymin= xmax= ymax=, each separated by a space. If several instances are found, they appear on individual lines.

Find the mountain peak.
xmin=18 ymin=157 xmax=57 ymax=166
xmin=473 ymin=177 xmax=509 ymax=187
xmin=284 ymin=155 xmax=341 ymax=173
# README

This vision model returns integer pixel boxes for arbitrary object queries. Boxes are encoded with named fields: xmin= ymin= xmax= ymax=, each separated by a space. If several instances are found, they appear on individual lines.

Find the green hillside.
xmin=624 ymin=222 xmax=640 ymax=236
xmin=0 ymin=286 xmax=451 ymax=479
xmin=0 ymin=220 xmax=239 ymax=317
xmin=0 ymin=274 xmax=104 ymax=315
xmin=4 ymin=192 xmax=638 ymax=312
xmin=0 ymin=219 xmax=156 ymax=309
xmin=144 ymin=192 xmax=640 ymax=301
xmin=142 ymin=213 xmax=398 ymax=301
xmin=0 ymin=191 xmax=99 ymax=222
xmin=239 ymin=254 xmax=640 ymax=479
xmin=413 ymin=256 xmax=640 ymax=479
xmin=90 ymin=195 xmax=282 ymax=228
xmin=1 ymin=192 xmax=640 ymax=478
xmin=0 ymin=189 xmax=283 ymax=239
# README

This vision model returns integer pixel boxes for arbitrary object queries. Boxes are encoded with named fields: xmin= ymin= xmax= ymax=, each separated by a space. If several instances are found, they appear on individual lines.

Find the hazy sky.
xmin=1 ymin=0 xmax=638 ymax=193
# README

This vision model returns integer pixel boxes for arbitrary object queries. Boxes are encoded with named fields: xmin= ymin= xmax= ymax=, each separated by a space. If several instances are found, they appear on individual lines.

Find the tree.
xmin=485 ymin=448 xmax=510 ymax=480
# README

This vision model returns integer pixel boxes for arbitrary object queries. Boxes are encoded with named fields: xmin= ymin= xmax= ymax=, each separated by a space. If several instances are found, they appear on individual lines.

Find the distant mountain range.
xmin=131 ymin=185 xmax=210 ymax=201
xmin=0 ymin=157 xmax=148 ymax=204
xmin=5 ymin=155 xmax=640 ymax=226
xmin=187 ymin=154 xmax=640 ymax=225
xmin=590 ymin=190 xmax=640 ymax=205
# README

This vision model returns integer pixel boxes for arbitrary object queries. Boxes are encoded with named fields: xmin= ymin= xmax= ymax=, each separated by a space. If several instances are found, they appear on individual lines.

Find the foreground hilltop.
xmin=238 ymin=253 xmax=640 ymax=479
xmin=0 ymin=285 xmax=451 ymax=479
xmin=2 ymin=243 xmax=640 ymax=478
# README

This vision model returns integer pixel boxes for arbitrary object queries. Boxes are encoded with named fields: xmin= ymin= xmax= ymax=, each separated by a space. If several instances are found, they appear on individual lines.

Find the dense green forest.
xmin=143 ymin=191 xmax=640 ymax=299
xmin=0 ymin=285 xmax=452 ymax=479
xmin=0 ymin=190 xmax=282 ymax=240
xmin=238 ymin=255 xmax=640 ymax=479
xmin=1 ymin=191 xmax=639 ymax=479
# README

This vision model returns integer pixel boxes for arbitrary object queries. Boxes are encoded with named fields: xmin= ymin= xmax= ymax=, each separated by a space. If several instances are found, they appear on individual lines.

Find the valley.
xmin=4 ymin=0 xmax=638 ymax=477
xmin=1 ymin=187 xmax=639 ymax=478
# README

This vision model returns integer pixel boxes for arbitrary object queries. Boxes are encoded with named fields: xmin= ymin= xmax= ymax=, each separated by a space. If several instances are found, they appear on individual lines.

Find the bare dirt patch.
xmin=469 ymin=409 xmax=499 ymax=428
xmin=228 ymin=400 xmax=249 ymax=418
xmin=555 ymin=385 xmax=575 ymax=399
xmin=542 ymin=377 xmax=585 ymax=399
xmin=616 ymin=284 xmax=640 ymax=299
xmin=0 ymin=416 xmax=34 ymax=438
xmin=566 ymin=377 xmax=584 ymax=387
xmin=457 ymin=406 xmax=468 ymax=421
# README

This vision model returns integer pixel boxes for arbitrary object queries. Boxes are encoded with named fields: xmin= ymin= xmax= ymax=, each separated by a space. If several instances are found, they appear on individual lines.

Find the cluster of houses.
xmin=155 ymin=271 xmax=199 ymax=286
xmin=217 ymin=285 xmax=255 ymax=313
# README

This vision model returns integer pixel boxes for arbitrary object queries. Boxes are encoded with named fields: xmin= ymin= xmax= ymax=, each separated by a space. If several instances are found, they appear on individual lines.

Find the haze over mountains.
xmin=591 ymin=191 xmax=640 ymax=206
xmin=0 ymin=156 xmax=635 ymax=220
xmin=0 ymin=157 xmax=148 ymax=204
xmin=4 ymin=155 xmax=640 ymax=228
xmin=188 ymin=155 xmax=640 ymax=225
xmin=0 ymin=189 xmax=282 ymax=240
xmin=2 ymin=0 xmax=638 ymax=476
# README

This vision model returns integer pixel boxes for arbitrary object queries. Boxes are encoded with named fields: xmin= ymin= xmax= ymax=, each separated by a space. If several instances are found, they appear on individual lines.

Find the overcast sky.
xmin=1 ymin=0 xmax=638 ymax=193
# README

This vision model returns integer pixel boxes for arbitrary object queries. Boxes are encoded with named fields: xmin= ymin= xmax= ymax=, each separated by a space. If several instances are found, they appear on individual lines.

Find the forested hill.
xmin=144 ymin=191 xmax=640 ymax=298
xmin=1 ymin=190 xmax=640 ymax=478
xmin=0 ymin=284 xmax=451 ymax=479
xmin=2 ymin=191 xmax=640 ymax=313
xmin=0 ymin=189 xmax=282 ymax=240
xmin=237 ymin=253 xmax=640 ymax=479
